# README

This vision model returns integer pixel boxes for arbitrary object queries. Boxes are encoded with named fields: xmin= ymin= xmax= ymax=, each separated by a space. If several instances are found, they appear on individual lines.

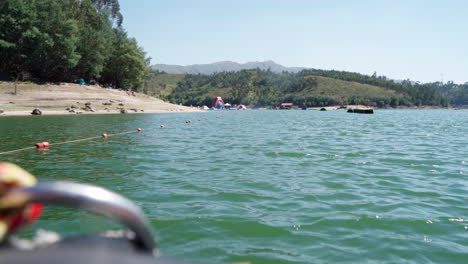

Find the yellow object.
xmin=0 ymin=162 xmax=37 ymax=190
xmin=0 ymin=162 xmax=39 ymax=241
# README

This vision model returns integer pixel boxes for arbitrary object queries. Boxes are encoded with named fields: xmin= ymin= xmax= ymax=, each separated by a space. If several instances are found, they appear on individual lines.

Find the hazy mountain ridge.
xmin=152 ymin=60 xmax=307 ymax=74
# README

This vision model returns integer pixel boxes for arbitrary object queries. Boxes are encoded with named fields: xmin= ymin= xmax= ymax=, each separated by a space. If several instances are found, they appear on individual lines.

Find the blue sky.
xmin=119 ymin=0 xmax=467 ymax=83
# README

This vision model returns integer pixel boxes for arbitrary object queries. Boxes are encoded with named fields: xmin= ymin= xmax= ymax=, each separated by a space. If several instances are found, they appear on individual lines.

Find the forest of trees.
xmin=426 ymin=81 xmax=468 ymax=106
xmin=0 ymin=0 xmax=149 ymax=90
xmin=165 ymin=69 xmax=451 ymax=108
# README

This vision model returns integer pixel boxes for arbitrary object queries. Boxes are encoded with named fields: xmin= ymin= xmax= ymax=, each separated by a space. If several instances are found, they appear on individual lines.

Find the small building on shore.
xmin=280 ymin=103 xmax=293 ymax=110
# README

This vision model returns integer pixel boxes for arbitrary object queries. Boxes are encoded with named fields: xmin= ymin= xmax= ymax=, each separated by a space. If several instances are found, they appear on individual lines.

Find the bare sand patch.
xmin=0 ymin=82 xmax=202 ymax=116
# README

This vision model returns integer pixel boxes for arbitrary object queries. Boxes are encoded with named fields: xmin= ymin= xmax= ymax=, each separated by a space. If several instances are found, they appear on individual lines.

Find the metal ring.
xmin=1 ymin=182 xmax=155 ymax=252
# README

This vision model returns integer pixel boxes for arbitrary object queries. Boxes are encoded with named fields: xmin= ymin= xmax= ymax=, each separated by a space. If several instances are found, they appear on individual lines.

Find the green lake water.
xmin=0 ymin=110 xmax=467 ymax=263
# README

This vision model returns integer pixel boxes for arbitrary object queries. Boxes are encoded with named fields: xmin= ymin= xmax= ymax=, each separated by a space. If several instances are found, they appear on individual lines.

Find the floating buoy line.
xmin=0 ymin=116 xmax=225 ymax=156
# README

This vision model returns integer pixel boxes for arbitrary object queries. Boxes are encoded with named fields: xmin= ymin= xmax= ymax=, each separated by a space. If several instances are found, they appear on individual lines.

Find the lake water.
xmin=0 ymin=110 xmax=467 ymax=263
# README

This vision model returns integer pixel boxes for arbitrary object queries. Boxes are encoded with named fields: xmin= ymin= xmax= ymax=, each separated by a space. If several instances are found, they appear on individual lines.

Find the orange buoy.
xmin=102 ymin=133 xmax=108 ymax=138
xmin=137 ymin=128 xmax=143 ymax=132
xmin=35 ymin=142 xmax=49 ymax=149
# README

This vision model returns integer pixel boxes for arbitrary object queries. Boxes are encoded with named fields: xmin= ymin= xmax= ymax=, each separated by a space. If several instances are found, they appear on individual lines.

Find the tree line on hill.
xmin=163 ymin=69 xmax=452 ymax=108
xmin=301 ymin=70 xmax=467 ymax=107
xmin=426 ymin=81 xmax=468 ymax=106
xmin=0 ymin=0 xmax=149 ymax=90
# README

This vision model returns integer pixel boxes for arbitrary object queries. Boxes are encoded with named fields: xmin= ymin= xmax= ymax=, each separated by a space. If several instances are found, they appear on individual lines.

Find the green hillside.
xmin=143 ymin=71 xmax=184 ymax=96
xmin=294 ymin=76 xmax=399 ymax=98
xmin=144 ymin=69 xmax=447 ymax=108
xmin=173 ymin=76 xmax=401 ymax=104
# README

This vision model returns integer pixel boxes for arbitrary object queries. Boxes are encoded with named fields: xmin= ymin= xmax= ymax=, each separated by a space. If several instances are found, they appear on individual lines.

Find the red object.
xmin=29 ymin=203 xmax=43 ymax=221
xmin=211 ymin=96 xmax=225 ymax=108
xmin=6 ymin=202 xmax=43 ymax=233
xmin=102 ymin=133 xmax=108 ymax=138
xmin=137 ymin=128 xmax=143 ymax=132
xmin=35 ymin=142 xmax=50 ymax=149
xmin=7 ymin=213 xmax=23 ymax=233
xmin=186 ymin=120 xmax=192 ymax=123
xmin=0 ymin=163 xmax=44 ymax=234
xmin=160 ymin=125 xmax=165 ymax=128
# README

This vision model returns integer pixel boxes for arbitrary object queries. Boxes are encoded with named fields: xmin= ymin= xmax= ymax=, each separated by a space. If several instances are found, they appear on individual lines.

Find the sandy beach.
xmin=0 ymin=81 xmax=203 ymax=116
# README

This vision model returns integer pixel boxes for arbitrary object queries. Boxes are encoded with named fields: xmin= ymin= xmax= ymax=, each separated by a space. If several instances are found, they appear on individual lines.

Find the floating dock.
xmin=347 ymin=108 xmax=374 ymax=114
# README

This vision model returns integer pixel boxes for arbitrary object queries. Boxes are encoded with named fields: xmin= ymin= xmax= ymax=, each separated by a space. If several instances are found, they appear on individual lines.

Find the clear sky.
xmin=119 ymin=0 xmax=467 ymax=83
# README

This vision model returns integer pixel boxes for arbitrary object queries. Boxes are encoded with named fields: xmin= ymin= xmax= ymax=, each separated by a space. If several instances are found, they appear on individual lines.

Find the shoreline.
xmin=1 ymin=106 xmax=459 ymax=117
xmin=0 ymin=108 xmax=204 ymax=117
xmin=0 ymin=108 xmax=206 ymax=117
xmin=261 ymin=105 xmax=453 ymax=111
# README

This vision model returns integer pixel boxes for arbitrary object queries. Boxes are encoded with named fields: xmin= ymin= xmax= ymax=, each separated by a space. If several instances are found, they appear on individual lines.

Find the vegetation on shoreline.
xmin=145 ymin=69 xmax=453 ymax=108
xmin=429 ymin=81 xmax=468 ymax=106
xmin=0 ymin=0 xmax=149 ymax=90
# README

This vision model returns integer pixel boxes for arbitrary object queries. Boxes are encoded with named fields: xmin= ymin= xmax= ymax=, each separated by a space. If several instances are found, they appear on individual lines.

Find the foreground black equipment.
xmin=0 ymin=181 xmax=194 ymax=264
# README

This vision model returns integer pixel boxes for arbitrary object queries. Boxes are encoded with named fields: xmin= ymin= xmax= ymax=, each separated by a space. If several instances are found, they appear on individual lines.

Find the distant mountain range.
xmin=152 ymin=60 xmax=308 ymax=74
